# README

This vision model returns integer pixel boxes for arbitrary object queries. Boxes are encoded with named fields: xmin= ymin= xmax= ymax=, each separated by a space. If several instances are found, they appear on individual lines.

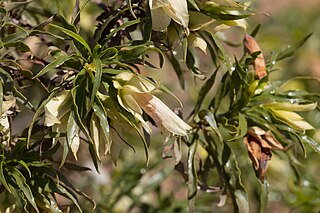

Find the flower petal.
xmin=271 ymin=110 xmax=314 ymax=131
xmin=44 ymin=90 xmax=72 ymax=126
xmin=132 ymin=92 xmax=191 ymax=136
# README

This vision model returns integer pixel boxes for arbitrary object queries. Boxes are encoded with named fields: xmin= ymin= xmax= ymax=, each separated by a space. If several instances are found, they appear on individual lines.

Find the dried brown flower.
xmin=244 ymin=126 xmax=283 ymax=182
xmin=244 ymin=34 xmax=267 ymax=79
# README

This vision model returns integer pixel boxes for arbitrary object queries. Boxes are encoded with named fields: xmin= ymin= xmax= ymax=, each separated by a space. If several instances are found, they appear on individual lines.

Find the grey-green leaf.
xmin=50 ymin=24 xmax=92 ymax=56
xmin=32 ymin=55 xmax=73 ymax=79
xmin=9 ymin=167 xmax=39 ymax=213
xmin=276 ymin=33 xmax=312 ymax=61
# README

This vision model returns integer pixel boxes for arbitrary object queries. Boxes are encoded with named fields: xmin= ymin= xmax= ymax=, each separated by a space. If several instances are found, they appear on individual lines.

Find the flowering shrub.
xmin=0 ymin=0 xmax=319 ymax=212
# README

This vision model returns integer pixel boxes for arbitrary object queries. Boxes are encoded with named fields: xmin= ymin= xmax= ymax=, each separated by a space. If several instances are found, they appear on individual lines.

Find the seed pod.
xmin=244 ymin=34 xmax=267 ymax=79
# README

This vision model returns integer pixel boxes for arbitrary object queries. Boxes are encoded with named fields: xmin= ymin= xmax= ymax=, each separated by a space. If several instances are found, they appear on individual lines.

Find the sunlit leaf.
xmin=50 ymin=24 xmax=92 ymax=56
xmin=91 ymin=58 xmax=102 ymax=107
xmin=194 ymin=68 xmax=218 ymax=114
xmin=67 ymin=111 xmax=80 ymax=161
xmin=275 ymin=33 xmax=312 ymax=61
xmin=9 ymin=167 xmax=39 ymax=213
xmin=93 ymin=98 xmax=110 ymax=155
xmin=259 ymin=181 xmax=268 ymax=213
xmin=101 ymin=19 xmax=141 ymax=45
xmin=173 ymin=137 xmax=182 ymax=165
xmin=188 ymin=137 xmax=198 ymax=213
xmin=0 ymin=159 xmax=11 ymax=193
xmin=0 ymin=67 xmax=35 ymax=112
xmin=32 ymin=55 xmax=75 ymax=79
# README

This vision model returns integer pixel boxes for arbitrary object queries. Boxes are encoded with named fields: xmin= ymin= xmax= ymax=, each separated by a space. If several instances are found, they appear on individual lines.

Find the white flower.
xmin=149 ymin=0 xmax=189 ymax=32
xmin=44 ymin=90 xmax=80 ymax=160
xmin=113 ymin=72 xmax=191 ymax=137
xmin=1 ymin=98 xmax=15 ymax=145
xmin=44 ymin=90 xmax=72 ymax=127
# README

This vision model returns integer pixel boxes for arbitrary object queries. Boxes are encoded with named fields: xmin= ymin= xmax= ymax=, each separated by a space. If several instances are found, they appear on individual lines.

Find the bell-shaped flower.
xmin=44 ymin=90 xmax=72 ymax=127
xmin=262 ymin=102 xmax=316 ymax=132
xmin=149 ymin=0 xmax=189 ymax=32
xmin=1 ymin=98 xmax=15 ymax=145
xmin=113 ymin=72 xmax=191 ymax=137
xmin=44 ymin=90 xmax=80 ymax=160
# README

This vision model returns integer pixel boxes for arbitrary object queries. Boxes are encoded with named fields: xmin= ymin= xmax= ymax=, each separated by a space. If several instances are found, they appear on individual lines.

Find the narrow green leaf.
xmin=93 ymin=99 xmax=110 ymax=153
xmin=101 ymin=19 xmax=141 ymax=46
xmin=59 ymin=137 xmax=69 ymax=169
xmin=0 ymin=67 xmax=35 ymax=112
xmin=33 ymin=190 xmax=62 ymax=213
xmin=186 ymin=49 xmax=205 ymax=79
xmin=300 ymin=134 xmax=320 ymax=153
xmin=62 ymin=162 xmax=91 ymax=171
xmin=66 ymin=111 xmax=80 ymax=161
xmin=1 ymin=31 xmax=28 ymax=44
xmin=235 ymin=190 xmax=249 ymax=213
xmin=55 ymin=0 xmax=64 ymax=17
xmin=8 ymin=184 xmax=25 ymax=210
xmin=97 ymin=47 xmax=118 ymax=59
xmin=9 ymin=167 xmax=39 ymax=213
xmin=250 ymin=24 xmax=261 ymax=37
xmin=211 ymin=34 xmax=232 ymax=71
xmin=17 ymin=160 xmax=31 ymax=177
xmin=49 ymin=181 xmax=82 ymax=213
xmin=126 ymin=0 xmax=137 ymax=19
xmin=0 ymin=80 xmax=3 ymax=116
xmin=259 ymin=181 xmax=268 ymax=213
xmin=102 ymin=68 xmax=126 ymax=75
xmin=188 ymin=136 xmax=198 ymax=213
xmin=71 ymin=0 xmax=80 ymax=26
xmin=91 ymin=58 xmax=102 ymax=107
xmin=234 ymin=113 xmax=247 ymax=140
xmin=34 ymin=15 xmax=55 ymax=30
xmin=32 ymin=55 xmax=72 ymax=79
xmin=200 ymin=110 xmax=223 ymax=141
xmin=50 ymin=24 xmax=92 ymax=56
xmin=194 ymin=67 xmax=219 ymax=113
xmin=29 ymin=29 xmax=65 ymax=40
xmin=0 ymin=159 xmax=11 ymax=193
xmin=173 ymin=137 xmax=182 ymax=165
xmin=168 ymin=51 xmax=185 ymax=89
xmin=70 ymin=87 xmax=99 ymax=171
xmin=3 ymin=41 xmax=30 ymax=52
xmin=92 ymin=8 xmax=127 ymax=46
xmin=188 ymin=0 xmax=200 ymax=10
xmin=143 ymin=5 xmax=152 ymax=41
xmin=276 ymin=33 xmax=312 ymax=61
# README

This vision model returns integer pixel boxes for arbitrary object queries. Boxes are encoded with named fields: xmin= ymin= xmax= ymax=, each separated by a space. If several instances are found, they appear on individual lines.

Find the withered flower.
xmin=244 ymin=34 xmax=267 ymax=79
xmin=244 ymin=126 xmax=283 ymax=182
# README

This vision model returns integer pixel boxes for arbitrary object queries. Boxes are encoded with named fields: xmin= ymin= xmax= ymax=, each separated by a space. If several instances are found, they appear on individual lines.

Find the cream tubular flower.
xmin=263 ymin=102 xmax=317 ymax=132
xmin=1 ymin=98 xmax=15 ymax=145
xmin=149 ymin=0 xmax=189 ymax=32
xmin=44 ymin=90 xmax=72 ymax=127
xmin=132 ymin=92 xmax=191 ymax=137
xmin=113 ymin=72 xmax=191 ymax=137
xmin=44 ymin=90 xmax=80 ymax=159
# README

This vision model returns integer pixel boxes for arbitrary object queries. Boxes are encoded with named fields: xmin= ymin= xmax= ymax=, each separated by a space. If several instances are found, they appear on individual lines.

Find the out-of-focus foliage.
xmin=0 ymin=0 xmax=319 ymax=212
